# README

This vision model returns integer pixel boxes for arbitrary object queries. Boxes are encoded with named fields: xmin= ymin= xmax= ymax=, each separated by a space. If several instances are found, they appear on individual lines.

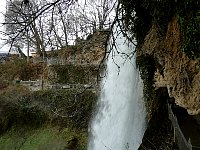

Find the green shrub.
xmin=51 ymin=64 xmax=97 ymax=84
xmin=0 ymin=88 xmax=97 ymax=132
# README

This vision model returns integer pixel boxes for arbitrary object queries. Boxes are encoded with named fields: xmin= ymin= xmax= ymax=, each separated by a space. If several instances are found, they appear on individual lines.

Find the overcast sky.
xmin=0 ymin=0 xmax=117 ymax=54
xmin=0 ymin=0 xmax=8 ymax=53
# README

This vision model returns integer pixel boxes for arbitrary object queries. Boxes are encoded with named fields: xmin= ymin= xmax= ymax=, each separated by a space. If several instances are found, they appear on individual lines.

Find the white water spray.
xmin=88 ymin=25 xmax=146 ymax=150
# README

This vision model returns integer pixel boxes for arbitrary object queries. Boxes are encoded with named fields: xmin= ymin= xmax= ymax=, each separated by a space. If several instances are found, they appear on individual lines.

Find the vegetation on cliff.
xmin=0 ymin=59 xmax=44 ymax=82
xmin=120 ymin=0 xmax=199 ymax=50
xmin=50 ymin=64 xmax=98 ymax=84
xmin=0 ymin=85 xmax=97 ymax=149
xmin=178 ymin=0 xmax=200 ymax=59
xmin=0 ymin=52 xmax=98 ymax=149
xmin=119 ymin=0 xmax=200 ymax=112
xmin=119 ymin=0 xmax=199 ymax=148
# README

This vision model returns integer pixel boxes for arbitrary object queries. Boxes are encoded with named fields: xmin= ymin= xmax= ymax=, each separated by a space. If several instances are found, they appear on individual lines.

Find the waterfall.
xmin=88 ymin=25 xmax=146 ymax=150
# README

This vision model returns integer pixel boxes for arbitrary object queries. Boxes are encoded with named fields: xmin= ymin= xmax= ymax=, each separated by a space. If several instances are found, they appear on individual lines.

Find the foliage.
xmin=0 ymin=80 xmax=9 ymax=90
xmin=0 ymin=85 xmax=30 ymax=133
xmin=0 ymin=59 xmax=44 ymax=82
xmin=120 ymin=0 xmax=177 ymax=45
xmin=120 ymin=0 xmax=152 ymax=45
xmin=0 ymin=126 xmax=87 ymax=150
xmin=178 ymin=0 xmax=200 ymax=59
xmin=19 ymin=62 xmax=44 ymax=80
xmin=149 ymin=0 xmax=176 ymax=35
xmin=0 ymin=88 xmax=97 ymax=133
xmin=51 ymin=64 xmax=97 ymax=84
xmin=30 ymin=89 xmax=97 ymax=128
xmin=0 ymin=59 xmax=25 ymax=81
xmin=136 ymin=54 xmax=156 ymax=102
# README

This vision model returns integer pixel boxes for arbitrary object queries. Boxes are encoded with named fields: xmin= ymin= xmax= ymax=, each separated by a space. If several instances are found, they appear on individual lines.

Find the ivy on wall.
xmin=136 ymin=54 xmax=156 ymax=102
xmin=178 ymin=0 xmax=200 ymax=59
xmin=51 ymin=64 xmax=97 ymax=84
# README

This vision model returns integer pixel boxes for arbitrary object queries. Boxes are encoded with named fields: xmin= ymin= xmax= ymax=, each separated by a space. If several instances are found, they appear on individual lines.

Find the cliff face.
xmin=120 ymin=0 xmax=199 ymax=116
xmin=139 ymin=17 xmax=200 ymax=115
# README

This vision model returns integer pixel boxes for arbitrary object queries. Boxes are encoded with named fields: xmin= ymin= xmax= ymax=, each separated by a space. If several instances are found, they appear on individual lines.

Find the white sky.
xmin=0 ymin=0 xmax=8 ymax=53
xmin=0 ymin=0 xmax=117 ymax=54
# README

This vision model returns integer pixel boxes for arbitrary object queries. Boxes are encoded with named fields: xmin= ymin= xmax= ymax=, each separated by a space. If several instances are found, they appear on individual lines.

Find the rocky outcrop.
xmin=59 ymin=30 xmax=110 ymax=65
xmin=139 ymin=17 xmax=200 ymax=115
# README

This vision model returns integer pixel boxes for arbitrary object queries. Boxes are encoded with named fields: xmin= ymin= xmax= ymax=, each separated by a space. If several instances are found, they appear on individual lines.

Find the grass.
xmin=0 ymin=125 xmax=87 ymax=150
xmin=0 ymin=87 xmax=95 ymax=150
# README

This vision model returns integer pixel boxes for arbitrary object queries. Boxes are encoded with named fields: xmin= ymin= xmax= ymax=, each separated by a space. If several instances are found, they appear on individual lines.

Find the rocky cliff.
xmin=121 ymin=0 xmax=200 ymax=116
xmin=119 ymin=1 xmax=199 ymax=148
xmin=140 ymin=17 xmax=200 ymax=115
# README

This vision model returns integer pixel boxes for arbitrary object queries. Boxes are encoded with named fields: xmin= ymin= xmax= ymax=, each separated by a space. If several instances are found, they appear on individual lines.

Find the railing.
xmin=18 ymin=80 xmax=97 ymax=91
xmin=32 ymin=57 xmax=48 ymax=64
xmin=18 ymin=80 xmax=41 ymax=91
xmin=46 ymin=83 xmax=97 ymax=91
xmin=20 ymin=80 xmax=40 ymax=86
xmin=32 ymin=57 xmax=100 ymax=66
xmin=168 ymin=104 xmax=200 ymax=150
xmin=46 ymin=58 xmax=64 ymax=65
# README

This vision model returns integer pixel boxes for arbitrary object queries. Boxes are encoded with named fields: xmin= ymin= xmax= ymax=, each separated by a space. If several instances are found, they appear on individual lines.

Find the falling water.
xmin=88 ymin=25 xmax=146 ymax=150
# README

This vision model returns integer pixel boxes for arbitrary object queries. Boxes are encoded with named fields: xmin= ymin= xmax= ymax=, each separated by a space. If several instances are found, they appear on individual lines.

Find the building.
xmin=0 ymin=53 xmax=10 ymax=63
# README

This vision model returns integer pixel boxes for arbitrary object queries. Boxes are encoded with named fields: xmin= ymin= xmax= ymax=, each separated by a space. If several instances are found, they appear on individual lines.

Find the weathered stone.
xmin=139 ymin=17 xmax=200 ymax=115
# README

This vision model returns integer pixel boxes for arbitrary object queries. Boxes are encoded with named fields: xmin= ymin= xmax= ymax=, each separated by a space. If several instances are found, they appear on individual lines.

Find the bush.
xmin=51 ymin=64 xmax=97 ymax=84
xmin=0 ymin=88 xmax=97 ymax=133
xmin=0 ymin=59 xmax=44 ymax=81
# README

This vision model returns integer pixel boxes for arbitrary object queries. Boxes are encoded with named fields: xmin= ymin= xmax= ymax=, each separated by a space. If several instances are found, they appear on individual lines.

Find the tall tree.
xmin=2 ymin=0 xmax=116 ymax=55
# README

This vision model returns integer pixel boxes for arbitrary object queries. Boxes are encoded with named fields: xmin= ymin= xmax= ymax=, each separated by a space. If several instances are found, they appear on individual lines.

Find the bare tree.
xmin=75 ymin=0 xmax=117 ymax=32
xmin=1 ymin=0 xmax=116 ymax=57
xmin=2 ymin=0 xmax=76 ymax=53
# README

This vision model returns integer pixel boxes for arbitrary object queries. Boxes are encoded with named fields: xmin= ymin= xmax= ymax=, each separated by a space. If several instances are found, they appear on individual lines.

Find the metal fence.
xmin=18 ymin=80 xmax=97 ymax=92
xmin=168 ymin=104 xmax=200 ymax=150
xmin=32 ymin=57 xmax=101 ymax=67
xmin=32 ymin=57 xmax=47 ymax=64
